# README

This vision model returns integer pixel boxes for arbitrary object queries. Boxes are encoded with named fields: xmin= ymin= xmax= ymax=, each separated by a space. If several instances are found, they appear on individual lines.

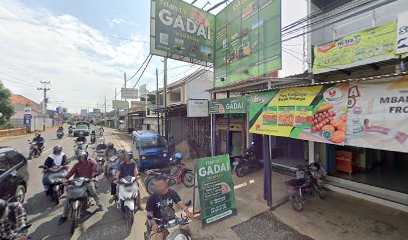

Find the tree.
xmin=0 ymin=81 xmax=14 ymax=125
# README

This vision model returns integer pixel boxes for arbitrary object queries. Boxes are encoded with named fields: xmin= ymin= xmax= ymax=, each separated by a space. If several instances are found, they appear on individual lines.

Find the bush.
xmin=0 ymin=122 xmax=15 ymax=130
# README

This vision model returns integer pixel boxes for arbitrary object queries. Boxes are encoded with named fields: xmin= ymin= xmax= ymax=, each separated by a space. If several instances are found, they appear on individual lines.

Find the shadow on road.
xmin=24 ymin=192 xmax=64 ymax=215
xmin=29 ymin=215 xmax=72 ymax=240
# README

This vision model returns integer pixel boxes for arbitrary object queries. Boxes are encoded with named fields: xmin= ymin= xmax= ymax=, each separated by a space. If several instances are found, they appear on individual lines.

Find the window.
xmin=0 ymin=151 xmax=21 ymax=174
xmin=140 ymin=138 xmax=165 ymax=150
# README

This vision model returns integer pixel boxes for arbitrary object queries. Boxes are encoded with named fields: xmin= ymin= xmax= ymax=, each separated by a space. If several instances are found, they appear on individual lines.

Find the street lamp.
xmin=0 ymin=112 xmax=3 ymax=118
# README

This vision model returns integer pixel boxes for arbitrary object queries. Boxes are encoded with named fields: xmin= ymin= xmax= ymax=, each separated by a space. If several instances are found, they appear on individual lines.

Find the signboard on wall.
xmin=187 ymin=99 xmax=209 ymax=117
xmin=23 ymin=114 xmax=31 ymax=127
xmin=214 ymin=0 xmax=282 ymax=87
xmin=248 ymin=83 xmax=349 ymax=145
xmin=345 ymin=76 xmax=408 ymax=153
xmin=396 ymin=12 xmax=408 ymax=55
xmin=112 ymin=100 xmax=129 ymax=110
xmin=209 ymin=96 xmax=247 ymax=114
xmin=150 ymin=0 xmax=215 ymax=66
xmin=313 ymin=21 xmax=397 ymax=74
xmin=196 ymin=154 xmax=236 ymax=226
xmin=121 ymin=88 xmax=138 ymax=99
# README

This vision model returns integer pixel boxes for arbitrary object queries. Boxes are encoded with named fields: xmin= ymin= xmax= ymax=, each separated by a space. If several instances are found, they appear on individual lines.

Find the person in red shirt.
xmin=58 ymin=151 xmax=103 ymax=225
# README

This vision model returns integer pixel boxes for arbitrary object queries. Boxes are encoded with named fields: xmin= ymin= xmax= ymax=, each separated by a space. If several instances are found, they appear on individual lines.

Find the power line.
xmin=132 ymin=54 xmax=153 ymax=88
xmin=127 ymin=54 xmax=152 ymax=81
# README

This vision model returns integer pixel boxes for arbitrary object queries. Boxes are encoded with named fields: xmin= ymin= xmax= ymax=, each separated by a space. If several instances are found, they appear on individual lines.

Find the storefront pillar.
xmin=211 ymin=93 xmax=217 ymax=156
xmin=226 ymin=91 xmax=231 ymax=155
xmin=263 ymin=135 xmax=273 ymax=207
xmin=308 ymin=141 xmax=314 ymax=164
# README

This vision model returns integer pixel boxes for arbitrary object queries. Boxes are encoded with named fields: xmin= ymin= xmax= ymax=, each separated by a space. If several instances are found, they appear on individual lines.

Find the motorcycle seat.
xmin=286 ymin=178 xmax=307 ymax=189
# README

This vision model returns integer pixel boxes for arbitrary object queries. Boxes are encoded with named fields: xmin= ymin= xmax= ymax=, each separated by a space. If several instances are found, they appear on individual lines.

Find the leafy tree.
xmin=0 ymin=81 xmax=14 ymax=125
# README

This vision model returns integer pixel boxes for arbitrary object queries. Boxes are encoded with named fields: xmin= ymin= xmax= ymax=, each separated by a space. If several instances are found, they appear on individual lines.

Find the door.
xmin=0 ymin=153 xmax=17 ymax=201
xmin=231 ymin=132 xmax=243 ymax=157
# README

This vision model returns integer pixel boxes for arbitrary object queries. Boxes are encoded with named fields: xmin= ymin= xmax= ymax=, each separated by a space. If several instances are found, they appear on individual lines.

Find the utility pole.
xmin=37 ymin=81 xmax=50 ymax=131
xmin=156 ymin=68 xmax=160 ymax=135
xmin=124 ymin=72 xmax=130 ymax=131
xmin=115 ymin=88 xmax=117 ymax=129
xmin=163 ymin=57 xmax=168 ymax=140
xmin=104 ymin=95 xmax=107 ymax=126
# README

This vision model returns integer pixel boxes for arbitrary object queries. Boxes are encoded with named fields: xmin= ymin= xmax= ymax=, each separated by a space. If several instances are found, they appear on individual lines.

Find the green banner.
xmin=214 ymin=0 xmax=282 ymax=87
xmin=209 ymin=96 xmax=247 ymax=114
xmin=151 ymin=0 xmax=215 ymax=64
xmin=196 ymin=154 xmax=237 ymax=225
xmin=313 ymin=21 xmax=397 ymax=74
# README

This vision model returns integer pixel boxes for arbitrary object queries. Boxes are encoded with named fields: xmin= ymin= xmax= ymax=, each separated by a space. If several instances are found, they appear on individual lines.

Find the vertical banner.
xmin=346 ymin=76 xmax=408 ymax=153
xmin=396 ymin=11 xmax=408 ymax=55
xmin=248 ymin=83 xmax=349 ymax=144
xmin=196 ymin=154 xmax=237 ymax=226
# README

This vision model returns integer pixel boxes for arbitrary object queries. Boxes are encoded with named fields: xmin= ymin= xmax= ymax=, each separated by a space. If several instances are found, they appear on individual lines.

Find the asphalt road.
xmin=0 ymin=127 xmax=147 ymax=240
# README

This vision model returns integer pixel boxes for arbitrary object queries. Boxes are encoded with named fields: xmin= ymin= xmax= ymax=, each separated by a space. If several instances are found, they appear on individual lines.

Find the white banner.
xmin=396 ymin=11 xmax=408 ymax=55
xmin=121 ymin=88 xmax=138 ymax=99
xmin=187 ymin=99 xmax=209 ymax=117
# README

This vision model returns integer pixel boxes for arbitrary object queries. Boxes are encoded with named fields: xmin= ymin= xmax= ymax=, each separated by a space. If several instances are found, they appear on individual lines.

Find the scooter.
xmin=95 ymin=149 xmax=106 ymax=175
xmin=285 ymin=163 xmax=323 ymax=212
xmin=144 ymin=200 xmax=192 ymax=240
xmin=57 ymin=131 xmax=64 ymax=139
xmin=39 ymin=165 xmax=66 ymax=205
xmin=68 ymin=128 xmax=73 ymax=136
xmin=90 ymin=132 xmax=96 ymax=144
xmin=74 ymin=141 xmax=88 ymax=156
xmin=117 ymin=176 xmax=141 ymax=231
xmin=28 ymin=140 xmax=43 ymax=159
xmin=235 ymin=142 xmax=262 ymax=177
xmin=104 ymin=155 xmax=118 ymax=181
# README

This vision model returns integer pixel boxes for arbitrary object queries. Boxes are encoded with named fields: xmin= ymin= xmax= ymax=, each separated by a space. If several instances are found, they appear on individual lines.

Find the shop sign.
xmin=313 ymin=22 xmax=397 ymax=74
xmin=196 ymin=154 xmax=237 ymax=226
xmin=396 ymin=12 xmax=408 ymax=55
xmin=209 ymin=96 xmax=247 ymax=114
xmin=214 ymin=0 xmax=282 ymax=87
xmin=112 ymin=100 xmax=129 ymax=110
xmin=187 ymin=99 xmax=209 ymax=117
xmin=345 ymin=76 xmax=408 ymax=153
xmin=248 ymin=83 xmax=349 ymax=144
xmin=150 ymin=0 xmax=215 ymax=66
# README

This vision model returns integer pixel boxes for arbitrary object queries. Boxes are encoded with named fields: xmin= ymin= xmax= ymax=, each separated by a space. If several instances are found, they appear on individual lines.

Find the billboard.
xmin=214 ymin=0 xmax=282 ymax=87
xmin=209 ymin=96 xmax=247 ymax=114
xmin=397 ymin=12 xmax=408 ymax=55
xmin=121 ymin=88 xmax=138 ymax=99
xmin=248 ymin=83 xmax=349 ymax=145
xmin=112 ymin=100 xmax=129 ymax=110
xmin=150 ymin=0 xmax=215 ymax=66
xmin=187 ymin=99 xmax=209 ymax=117
xmin=313 ymin=22 xmax=397 ymax=74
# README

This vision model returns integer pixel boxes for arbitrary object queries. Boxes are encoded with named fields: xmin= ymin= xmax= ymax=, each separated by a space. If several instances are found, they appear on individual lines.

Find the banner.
xmin=313 ymin=22 xmax=397 ymax=74
xmin=187 ymin=99 xmax=209 ymax=117
xmin=112 ymin=100 xmax=129 ymax=110
xmin=346 ymin=76 xmax=408 ymax=153
xmin=249 ymin=83 xmax=349 ymax=144
xmin=150 ymin=0 xmax=215 ymax=65
xmin=214 ymin=0 xmax=282 ymax=87
xmin=121 ymin=88 xmax=138 ymax=99
xmin=397 ymin=12 xmax=408 ymax=55
xmin=209 ymin=96 xmax=247 ymax=114
xmin=196 ymin=154 xmax=236 ymax=226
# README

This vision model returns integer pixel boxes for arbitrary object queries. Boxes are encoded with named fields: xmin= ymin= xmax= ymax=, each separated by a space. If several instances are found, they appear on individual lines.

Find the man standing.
xmin=58 ymin=151 xmax=103 ymax=225
xmin=0 ymin=199 xmax=28 ymax=240
xmin=42 ymin=145 xmax=68 ymax=194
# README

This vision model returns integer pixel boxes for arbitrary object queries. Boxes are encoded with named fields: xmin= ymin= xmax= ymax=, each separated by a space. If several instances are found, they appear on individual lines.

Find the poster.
xmin=396 ymin=11 xmax=408 ymax=55
xmin=248 ymin=83 xmax=349 ymax=144
xmin=150 ymin=0 xmax=215 ymax=65
xmin=196 ymin=154 xmax=237 ymax=225
xmin=214 ymin=0 xmax=282 ymax=87
xmin=187 ymin=99 xmax=209 ymax=117
xmin=345 ymin=76 xmax=408 ymax=153
xmin=313 ymin=22 xmax=397 ymax=74
xmin=209 ymin=96 xmax=247 ymax=114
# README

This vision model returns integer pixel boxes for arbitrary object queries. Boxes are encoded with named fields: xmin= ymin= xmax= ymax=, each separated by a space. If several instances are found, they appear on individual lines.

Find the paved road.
xmin=0 ymin=127 xmax=147 ymax=240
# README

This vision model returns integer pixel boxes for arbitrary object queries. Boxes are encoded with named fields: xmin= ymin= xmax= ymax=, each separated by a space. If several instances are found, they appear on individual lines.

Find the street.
xmin=1 ymin=127 xmax=147 ymax=240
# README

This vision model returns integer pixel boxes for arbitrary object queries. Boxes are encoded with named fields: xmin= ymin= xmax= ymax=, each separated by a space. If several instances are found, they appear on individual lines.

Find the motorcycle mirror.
xmin=184 ymin=200 xmax=192 ymax=207
xmin=251 ymin=141 xmax=254 ymax=145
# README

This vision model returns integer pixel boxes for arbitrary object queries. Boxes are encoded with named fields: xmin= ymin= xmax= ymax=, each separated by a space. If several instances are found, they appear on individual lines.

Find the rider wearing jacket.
xmin=32 ymin=133 xmax=45 ymax=152
xmin=42 ymin=146 xmax=68 ymax=194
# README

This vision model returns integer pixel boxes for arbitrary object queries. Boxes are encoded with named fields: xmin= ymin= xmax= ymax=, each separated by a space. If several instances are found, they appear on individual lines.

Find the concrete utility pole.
xmin=156 ymin=68 xmax=160 ymax=135
xmin=163 ymin=57 xmax=168 ymax=140
xmin=37 ymin=81 xmax=50 ymax=131
xmin=104 ymin=95 xmax=107 ymax=125
xmin=124 ymin=72 xmax=130 ymax=130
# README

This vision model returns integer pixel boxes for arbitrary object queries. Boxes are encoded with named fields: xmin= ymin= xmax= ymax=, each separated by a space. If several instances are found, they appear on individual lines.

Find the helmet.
xmin=117 ymin=150 xmax=126 ymax=156
xmin=170 ymin=153 xmax=183 ymax=164
xmin=107 ymin=142 xmax=114 ymax=149
xmin=77 ymin=150 xmax=88 ymax=160
xmin=0 ymin=198 xmax=7 ymax=219
xmin=53 ymin=145 xmax=62 ymax=155
xmin=36 ymin=133 xmax=41 ymax=137
xmin=125 ymin=151 xmax=133 ymax=160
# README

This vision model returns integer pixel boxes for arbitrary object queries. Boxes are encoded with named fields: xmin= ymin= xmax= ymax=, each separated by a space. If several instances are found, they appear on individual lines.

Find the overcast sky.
xmin=0 ymin=0 xmax=306 ymax=113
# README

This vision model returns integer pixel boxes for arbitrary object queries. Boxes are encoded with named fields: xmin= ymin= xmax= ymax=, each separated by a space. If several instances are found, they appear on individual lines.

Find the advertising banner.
xmin=121 ymin=88 xmax=138 ymax=99
xmin=248 ymin=83 xmax=349 ymax=144
xmin=196 ymin=154 xmax=237 ymax=226
xmin=346 ymin=76 xmax=408 ymax=153
xmin=187 ymin=99 xmax=209 ymax=117
xmin=209 ymin=96 xmax=247 ymax=114
xmin=313 ymin=22 xmax=397 ymax=74
xmin=214 ymin=0 xmax=282 ymax=87
xmin=112 ymin=100 xmax=129 ymax=110
xmin=150 ymin=0 xmax=215 ymax=65
xmin=23 ymin=114 xmax=32 ymax=127
xmin=397 ymin=12 xmax=408 ymax=55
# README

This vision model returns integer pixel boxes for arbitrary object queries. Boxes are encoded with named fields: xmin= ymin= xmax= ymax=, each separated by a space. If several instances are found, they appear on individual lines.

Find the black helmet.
xmin=77 ymin=150 xmax=88 ymax=160
xmin=117 ymin=150 xmax=126 ymax=156
xmin=0 ymin=198 xmax=7 ymax=219
xmin=53 ymin=145 xmax=62 ymax=155
xmin=107 ymin=142 xmax=114 ymax=149
xmin=125 ymin=151 xmax=133 ymax=160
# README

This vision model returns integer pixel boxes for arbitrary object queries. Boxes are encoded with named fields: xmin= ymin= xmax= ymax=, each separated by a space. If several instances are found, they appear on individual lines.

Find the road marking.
xmin=42 ymin=136 xmax=71 ymax=154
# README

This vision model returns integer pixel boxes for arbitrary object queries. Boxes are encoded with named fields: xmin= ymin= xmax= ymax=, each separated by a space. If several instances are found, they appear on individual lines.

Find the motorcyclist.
xmin=42 ymin=146 xmax=69 ymax=195
xmin=58 ymin=151 xmax=103 ymax=225
xmin=105 ymin=142 xmax=117 ymax=158
xmin=75 ymin=132 xmax=87 ymax=143
xmin=57 ymin=125 xmax=64 ymax=132
xmin=32 ymin=133 xmax=45 ymax=153
xmin=146 ymin=176 xmax=194 ymax=240
xmin=108 ymin=150 xmax=126 ymax=203
xmin=0 ymin=198 xmax=28 ymax=240
xmin=98 ymin=126 xmax=104 ymax=136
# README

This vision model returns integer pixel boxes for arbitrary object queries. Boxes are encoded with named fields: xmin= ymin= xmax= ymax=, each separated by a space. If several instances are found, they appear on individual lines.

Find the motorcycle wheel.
xmin=313 ymin=183 xmax=323 ymax=199
xmin=235 ymin=164 xmax=247 ymax=177
xmin=52 ymin=191 xmax=59 ymax=205
xmin=290 ymin=195 xmax=304 ymax=212
xmin=125 ymin=206 xmax=134 ymax=232
xmin=70 ymin=209 xmax=79 ymax=235
xmin=182 ymin=171 xmax=195 ymax=187
xmin=145 ymin=177 xmax=157 ymax=195
xmin=135 ymin=195 xmax=141 ymax=213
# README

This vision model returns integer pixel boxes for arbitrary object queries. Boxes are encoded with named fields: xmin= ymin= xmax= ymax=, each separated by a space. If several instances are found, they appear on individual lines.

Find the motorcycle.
xmin=285 ymin=163 xmax=324 ymax=212
xmin=28 ymin=140 xmax=43 ymax=159
xmin=74 ymin=141 xmax=88 ymax=156
xmin=68 ymin=128 xmax=73 ymax=136
xmin=57 ymin=130 xmax=64 ymax=139
xmin=144 ymin=200 xmax=192 ymax=240
xmin=235 ymin=142 xmax=262 ymax=177
xmin=145 ymin=157 xmax=194 ymax=195
xmin=39 ymin=165 xmax=66 ymax=205
xmin=104 ymin=155 xmax=118 ymax=180
xmin=117 ymin=176 xmax=141 ymax=231
xmin=90 ymin=134 xmax=96 ymax=144
xmin=95 ymin=148 xmax=106 ymax=175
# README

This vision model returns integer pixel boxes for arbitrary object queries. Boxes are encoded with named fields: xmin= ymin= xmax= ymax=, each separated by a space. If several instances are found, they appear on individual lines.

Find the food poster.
xmin=345 ymin=76 xmax=408 ymax=153
xmin=196 ymin=154 xmax=237 ymax=226
xmin=248 ymin=83 xmax=349 ymax=144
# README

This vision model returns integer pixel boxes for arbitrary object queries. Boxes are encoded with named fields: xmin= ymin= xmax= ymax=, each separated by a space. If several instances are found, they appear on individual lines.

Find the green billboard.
xmin=196 ymin=154 xmax=237 ymax=225
xmin=209 ymin=96 xmax=247 ymax=114
xmin=214 ymin=0 xmax=282 ymax=87
xmin=150 ymin=0 xmax=215 ymax=65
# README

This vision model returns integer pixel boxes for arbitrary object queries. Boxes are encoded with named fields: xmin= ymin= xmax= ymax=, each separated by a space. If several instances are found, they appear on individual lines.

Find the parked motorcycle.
xmin=28 ymin=140 xmax=43 ymax=159
xmin=57 ymin=130 xmax=64 ymax=139
xmin=145 ymin=154 xmax=194 ymax=195
xmin=39 ymin=165 xmax=66 ymax=205
xmin=144 ymin=200 xmax=192 ymax=240
xmin=74 ymin=141 xmax=88 ymax=156
xmin=235 ymin=142 xmax=262 ymax=177
xmin=117 ymin=175 xmax=141 ymax=230
xmin=285 ymin=163 xmax=323 ymax=212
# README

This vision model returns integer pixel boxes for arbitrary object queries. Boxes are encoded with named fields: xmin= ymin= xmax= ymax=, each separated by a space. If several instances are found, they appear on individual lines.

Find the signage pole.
xmin=164 ymin=57 xmax=168 ymax=140
xmin=226 ymin=91 xmax=230 ymax=155
xmin=37 ymin=81 xmax=50 ymax=131
xmin=156 ymin=68 xmax=160 ymax=135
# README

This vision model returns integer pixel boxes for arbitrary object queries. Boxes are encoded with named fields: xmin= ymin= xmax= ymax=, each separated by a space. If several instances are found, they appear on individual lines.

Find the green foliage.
xmin=0 ymin=122 xmax=14 ymax=130
xmin=0 ymin=81 xmax=15 ymax=125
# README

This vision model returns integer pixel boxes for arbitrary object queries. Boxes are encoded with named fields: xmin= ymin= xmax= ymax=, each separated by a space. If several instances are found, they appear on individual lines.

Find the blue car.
xmin=132 ymin=131 xmax=169 ymax=170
